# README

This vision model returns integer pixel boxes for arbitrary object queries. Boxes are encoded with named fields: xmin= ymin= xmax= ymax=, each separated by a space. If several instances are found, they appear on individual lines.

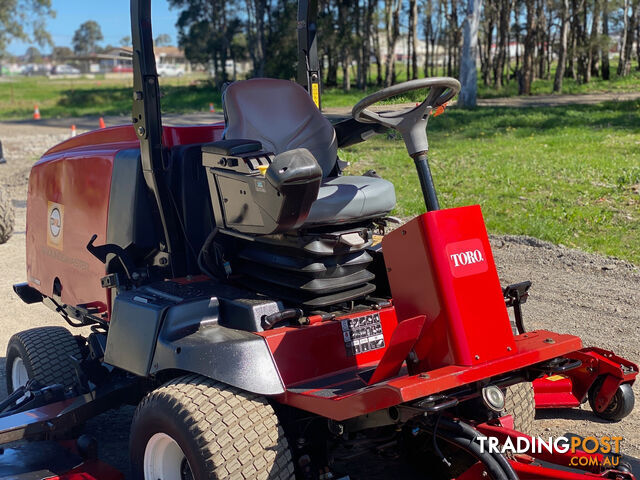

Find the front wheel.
xmin=130 ymin=375 xmax=294 ymax=480
xmin=589 ymin=380 xmax=635 ymax=421
xmin=503 ymin=382 xmax=535 ymax=433
xmin=6 ymin=326 xmax=83 ymax=393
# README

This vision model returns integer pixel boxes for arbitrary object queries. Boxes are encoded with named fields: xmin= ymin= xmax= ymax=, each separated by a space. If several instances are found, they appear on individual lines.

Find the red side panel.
xmin=26 ymin=123 xmax=224 ymax=309
xmin=382 ymin=206 xmax=516 ymax=371
xmin=261 ymin=307 xmax=399 ymax=386
xmin=27 ymin=149 xmax=115 ymax=308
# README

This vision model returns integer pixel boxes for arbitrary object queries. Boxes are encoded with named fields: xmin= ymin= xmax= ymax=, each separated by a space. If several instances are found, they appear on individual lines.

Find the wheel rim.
xmin=144 ymin=432 xmax=193 ymax=480
xmin=11 ymin=356 xmax=29 ymax=390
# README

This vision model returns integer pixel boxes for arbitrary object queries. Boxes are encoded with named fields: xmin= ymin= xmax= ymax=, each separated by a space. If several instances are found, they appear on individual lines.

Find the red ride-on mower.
xmin=2 ymin=1 xmax=638 ymax=479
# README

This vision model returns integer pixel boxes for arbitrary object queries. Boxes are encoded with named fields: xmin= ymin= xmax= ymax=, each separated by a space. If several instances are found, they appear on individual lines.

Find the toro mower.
xmin=2 ymin=1 xmax=638 ymax=479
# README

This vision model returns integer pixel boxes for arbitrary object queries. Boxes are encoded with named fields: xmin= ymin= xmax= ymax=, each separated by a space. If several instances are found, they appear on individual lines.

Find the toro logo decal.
xmin=47 ymin=201 xmax=64 ymax=249
xmin=445 ymin=239 xmax=488 ymax=278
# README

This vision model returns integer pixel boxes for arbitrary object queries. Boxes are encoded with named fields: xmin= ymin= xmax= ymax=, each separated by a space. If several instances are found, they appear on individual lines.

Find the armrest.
xmin=202 ymin=139 xmax=263 ymax=156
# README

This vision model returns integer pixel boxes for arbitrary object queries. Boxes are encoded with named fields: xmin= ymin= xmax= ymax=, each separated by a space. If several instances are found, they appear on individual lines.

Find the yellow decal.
xmin=311 ymin=83 xmax=320 ymax=108
xmin=545 ymin=374 xmax=566 ymax=382
xmin=371 ymin=234 xmax=384 ymax=246
xmin=47 ymin=201 xmax=64 ymax=250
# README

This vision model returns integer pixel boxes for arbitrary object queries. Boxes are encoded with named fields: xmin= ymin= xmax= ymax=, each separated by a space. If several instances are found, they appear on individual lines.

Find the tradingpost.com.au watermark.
xmin=477 ymin=435 xmax=624 ymax=468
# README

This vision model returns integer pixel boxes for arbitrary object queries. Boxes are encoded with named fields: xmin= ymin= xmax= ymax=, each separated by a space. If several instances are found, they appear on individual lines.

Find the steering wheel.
xmin=351 ymin=77 xmax=460 ymax=156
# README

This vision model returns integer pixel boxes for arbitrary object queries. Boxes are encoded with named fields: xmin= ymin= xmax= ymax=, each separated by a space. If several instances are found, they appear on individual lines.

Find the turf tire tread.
xmin=131 ymin=374 xmax=294 ymax=480
xmin=6 ymin=326 xmax=82 ymax=392
xmin=504 ymin=381 xmax=535 ymax=433
xmin=0 ymin=187 xmax=14 ymax=244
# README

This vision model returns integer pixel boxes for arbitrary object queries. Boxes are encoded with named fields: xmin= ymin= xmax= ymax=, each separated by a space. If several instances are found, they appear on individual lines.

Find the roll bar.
xmin=297 ymin=0 xmax=321 ymax=108
xmin=130 ymin=0 xmax=184 ymax=275
xmin=129 ymin=0 xmax=320 ymax=273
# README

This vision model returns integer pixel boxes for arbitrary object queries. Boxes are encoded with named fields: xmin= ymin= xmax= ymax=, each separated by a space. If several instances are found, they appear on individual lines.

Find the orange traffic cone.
xmin=33 ymin=105 xmax=41 ymax=120
xmin=99 ymin=117 xmax=106 ymax=129
xmin=209 ymin=103 xmax=216 ymax=113
xmin=70 ymin=125 xmax=77 ymax=137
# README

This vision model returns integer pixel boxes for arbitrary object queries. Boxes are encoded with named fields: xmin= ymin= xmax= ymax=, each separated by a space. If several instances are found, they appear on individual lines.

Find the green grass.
xmin=0 ymin=74 xmax=219 ymax=120
xmin=2 ymin=61 xmax=640 ymax=119
xmin=340 ymin=101 xmax=640 ymax=264
xmin=477 ymin=67 xmax=640 ymax=98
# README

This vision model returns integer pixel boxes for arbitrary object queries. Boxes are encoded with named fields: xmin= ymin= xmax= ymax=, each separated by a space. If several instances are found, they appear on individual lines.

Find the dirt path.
xmin=0 ymin=126 xmax=638 ymax=478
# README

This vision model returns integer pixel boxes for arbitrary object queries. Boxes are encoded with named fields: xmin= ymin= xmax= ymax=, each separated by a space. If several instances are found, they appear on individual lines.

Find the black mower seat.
xmin=223 ymin=78 xmax=396 ymax=226
xmin=306 ymin=175 xmax=396 ymax=226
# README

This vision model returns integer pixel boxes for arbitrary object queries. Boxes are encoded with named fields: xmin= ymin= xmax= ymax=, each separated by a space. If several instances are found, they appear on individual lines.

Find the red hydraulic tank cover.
xmin=382 ymin=205 xmax=516 ymax=370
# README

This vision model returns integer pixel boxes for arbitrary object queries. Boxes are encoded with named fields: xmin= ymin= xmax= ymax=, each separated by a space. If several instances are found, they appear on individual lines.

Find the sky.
xmin=7 ymin=0 xmax=180 ymax=55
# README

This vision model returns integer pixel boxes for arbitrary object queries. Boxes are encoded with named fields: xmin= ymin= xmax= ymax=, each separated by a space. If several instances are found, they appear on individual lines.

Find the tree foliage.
xmin=24 ymin=46 xmax=42 ymax=63
xmin=72 ymin=20 xmax=104 ymax=55
xmin=52 ymin=46 xmax=73 ymax=62
xmin=0 ymin=0 xmax=55 ymax=58
xmin=168 ymin=0 xmax=640 ymax=94
xmin=155 ymin=33 xmax=173 ymax=46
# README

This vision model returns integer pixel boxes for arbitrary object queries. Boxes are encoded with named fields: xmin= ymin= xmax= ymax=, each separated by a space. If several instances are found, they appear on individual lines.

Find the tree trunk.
xmin=406 ymin=24 xmax=412 ymax=79
xmin=620 ymin=0 xmax=640 ymax=76
xmin=342 ymin=60 xmax=351 ymax=91
xmin=589 ymin=0 xmax=601 ymax=78
xmin=636 ymin=21 xmax=640 ymax=69
xmin=411 ymin=0 xmax=419 ymax=78
xmin=579 ymin=0 xmax=591 ymax=83
xmin=338 ymin=0 xmax=352 ymax=92
xmin=374 ymin=25 xmax=383 ymax=85
xmin=363 ymin=0 xmax=375 ymax=87
xmin=460 ymin=0 xmax=483 ymax=107
xmin=481 ymin=2 xmax=494 ymax=86
xmin=601 ymin=0 xmax=610 ymax=79
xmin=520 ymin=0 xmax=536 ymax=94
xmin=425 ymin=0 xmax=434 ymax=76
xmin=553 ymin=0 xmax=569 ymax=92
xmin=452 ymin=0 xmax=460 ymax=76
xmin=494 ymin=0 xmax=510 ymax=87
xmin=384 ymin=0 xmax=401 ymax=86
xmin=536 ymin=0 xmax=545 ymax=80
xmin=514 ymin=0 xmax=521 ymax=73
xmin=618 ymin=0 xmax=631 ymax=76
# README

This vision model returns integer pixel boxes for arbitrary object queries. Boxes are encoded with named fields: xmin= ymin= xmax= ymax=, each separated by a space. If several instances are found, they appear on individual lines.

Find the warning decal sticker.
xmin=342 ymin=313 xmax=385 ymax=356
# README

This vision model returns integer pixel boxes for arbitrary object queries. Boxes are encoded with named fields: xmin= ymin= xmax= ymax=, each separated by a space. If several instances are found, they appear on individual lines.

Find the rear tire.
xmin=130 ymin=374 xmax=294 ymax=480
xmin=6 ymin=326 xmax=83 ymax=393
xmin=0 ymin=186 xmax=14 ymax=244
xmin=504 ymin=382 xmax=535 ymax=433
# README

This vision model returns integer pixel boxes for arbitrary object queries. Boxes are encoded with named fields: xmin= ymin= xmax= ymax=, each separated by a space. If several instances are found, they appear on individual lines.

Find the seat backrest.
xmin=223 ymin=78 xmax=338 ymax=177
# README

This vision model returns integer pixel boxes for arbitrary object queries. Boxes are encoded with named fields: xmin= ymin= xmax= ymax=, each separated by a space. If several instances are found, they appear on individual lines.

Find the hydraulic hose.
xmin=438 ymin=433 xmax=508 ymax=480
xmin=425 ymin=417 xmax=518 ymax=480
xmin=437 ymin=417 xmax=518 ymax=480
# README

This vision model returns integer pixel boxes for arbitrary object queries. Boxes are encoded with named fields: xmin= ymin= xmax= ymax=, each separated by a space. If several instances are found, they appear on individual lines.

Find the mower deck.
xmin=0 ymin=441 xmax=122 ymax=480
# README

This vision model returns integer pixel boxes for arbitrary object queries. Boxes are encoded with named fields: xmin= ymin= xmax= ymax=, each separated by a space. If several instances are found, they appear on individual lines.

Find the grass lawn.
xmin=2 ymin=61 xmax=640 ymax=119
xmin=0 ymin=74 xmax=219 ymax=120
xmin=340 ymin=101 xmax=640 ymax=264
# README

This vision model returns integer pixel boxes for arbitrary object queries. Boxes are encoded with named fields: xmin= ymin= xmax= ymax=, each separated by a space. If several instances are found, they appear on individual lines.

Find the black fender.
xmin=103 ymin=282 xmax=285 ymax=395
xmin=150 ymin=322 xmax=285 ymax=395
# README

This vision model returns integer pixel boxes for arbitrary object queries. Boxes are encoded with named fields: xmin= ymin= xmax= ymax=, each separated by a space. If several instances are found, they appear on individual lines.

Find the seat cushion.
xmin=223 ymin=78 xmax=339 ymax=177
xmin=304 ymin=176 xmax=396 ymax=226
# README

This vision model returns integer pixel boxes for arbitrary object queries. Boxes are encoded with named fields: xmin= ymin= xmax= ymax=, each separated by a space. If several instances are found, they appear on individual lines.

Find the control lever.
xmin=86 ymin=234 xmax=136 ymax=281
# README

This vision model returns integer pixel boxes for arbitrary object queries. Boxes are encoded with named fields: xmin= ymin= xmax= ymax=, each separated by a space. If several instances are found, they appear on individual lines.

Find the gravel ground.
xmin=0 ymin=122 xmax=638 ymax=478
